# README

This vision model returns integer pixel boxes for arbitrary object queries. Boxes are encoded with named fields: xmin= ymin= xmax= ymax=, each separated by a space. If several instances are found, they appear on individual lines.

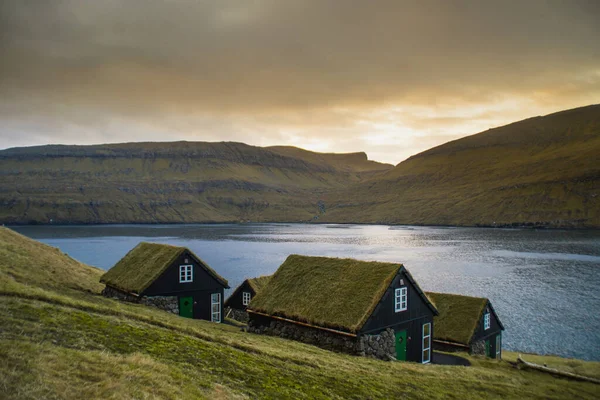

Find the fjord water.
xmin=12 ymin=224 xmax=600 ymax=361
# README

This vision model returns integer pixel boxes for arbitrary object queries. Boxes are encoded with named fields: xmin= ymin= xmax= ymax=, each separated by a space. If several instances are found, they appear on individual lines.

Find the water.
xmin=11 ymin=223 xmax=600 ymax=361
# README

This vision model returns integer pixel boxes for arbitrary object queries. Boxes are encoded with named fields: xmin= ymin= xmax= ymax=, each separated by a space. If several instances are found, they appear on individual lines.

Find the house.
xmin=425 ymin=292 xmax=504 ymax=359
xmin=247 ymin=255 xmax=438 ymax=362
xmin=100 ymin=242 xmax=229 ymax=322
xmin=224 ymin=275 xmax=272 ymax=322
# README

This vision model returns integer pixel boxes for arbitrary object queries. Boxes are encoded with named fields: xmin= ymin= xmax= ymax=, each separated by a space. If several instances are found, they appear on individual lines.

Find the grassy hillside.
xmin=322 ymin=104 xmax=600 ymax=228
xmin=1 ymin=226 xmax=598 ymax=399
xmin=1 ymin=105 xmax=598 ymax=227
xmin=0 ymin=141 xmax=391 ymax=225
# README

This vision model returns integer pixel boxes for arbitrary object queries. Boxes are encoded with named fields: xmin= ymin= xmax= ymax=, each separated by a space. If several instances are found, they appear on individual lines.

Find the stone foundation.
xmin=226 ymin=307 xmax=249 ymax=323
xmin=357 ymin=328 xmax=396 ymax=360
xmin=248 ymin=314 xmax=395 ymax=361
xmin=102 ymin=286 xmax=179 ymax=315
xmin=470 ymin=340 xmax=485 ymax=355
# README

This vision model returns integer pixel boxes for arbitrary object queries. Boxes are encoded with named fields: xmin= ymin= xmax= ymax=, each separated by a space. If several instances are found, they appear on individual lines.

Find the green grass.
xmin=249 ymin=255 xmax=400 ymax=332
xmin=1 ymin=226 xmax=599 ymax=399
xmin=322 ymin=104 xmax=600 ymax=228
xmin=426 ymin=292 xmax=488 ymax=345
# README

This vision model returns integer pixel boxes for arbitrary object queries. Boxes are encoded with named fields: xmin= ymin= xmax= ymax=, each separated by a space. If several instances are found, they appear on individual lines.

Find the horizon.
xmin=1 ymin=1 xmax=599 ymax=164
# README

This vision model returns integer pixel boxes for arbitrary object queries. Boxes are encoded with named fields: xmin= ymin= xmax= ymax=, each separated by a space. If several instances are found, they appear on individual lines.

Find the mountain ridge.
xmin=1 ymin=104 xmax=598 ymax=227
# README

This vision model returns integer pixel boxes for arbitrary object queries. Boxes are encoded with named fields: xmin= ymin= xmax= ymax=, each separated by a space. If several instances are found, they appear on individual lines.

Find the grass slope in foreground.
xmin=0 ymin=227 xmax=598 ymax=399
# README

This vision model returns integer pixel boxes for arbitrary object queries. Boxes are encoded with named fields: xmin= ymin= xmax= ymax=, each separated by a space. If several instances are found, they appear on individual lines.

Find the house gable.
xmin=143 ymin=250 xmax=228 ymax=296
xmin=224 ymin=280 xmax=255 ymax=310
xmin=360 ymin=268 xmax=437 ymax=334
xmin=470 ymin=301 xmax=504 ymax=343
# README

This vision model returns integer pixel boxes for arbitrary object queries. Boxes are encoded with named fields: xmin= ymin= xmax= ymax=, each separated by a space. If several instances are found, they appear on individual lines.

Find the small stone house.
xmin=247 ymin=255 xmax=438 ymax=362
xmin=224 ymin=275 xmax=272 ymax=322
xmin=100 ymin=242 xmax=229 ymax=322
xmin=425 ymin=292 xmax=504 ymax=358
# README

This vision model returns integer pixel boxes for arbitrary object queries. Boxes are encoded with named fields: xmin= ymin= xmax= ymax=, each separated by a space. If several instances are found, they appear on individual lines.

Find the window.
xmin=422 ymin=323 xmax=431 ymax=364
xmin=179 ymin=265 xmax=193 ymax=283
xmin=496 ymin=334 xmax=502 ymax=358
xmin=242 ymin=291 xmax=251 ymax=306
xmin=211 ymin=293 xmax=221 ymax=323
xmin=395 ymin=287 xmax=407 ymax=312
xmin=484 ymin=312 xmax=491 ymax=330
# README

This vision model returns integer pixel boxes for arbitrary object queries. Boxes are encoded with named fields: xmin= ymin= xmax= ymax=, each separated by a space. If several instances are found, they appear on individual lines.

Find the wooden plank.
xmin=517 ymin=355 xmax=600 ymax=384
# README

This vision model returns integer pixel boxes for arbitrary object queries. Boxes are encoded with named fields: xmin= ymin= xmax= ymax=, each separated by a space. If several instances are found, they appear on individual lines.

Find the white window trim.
xmin=242 ymin=291 xmax=251 ymax=306
xmin=422 ymin=322 xmax=431 ymax=364
xmin=179 ymin=265 xmax=193 ymax=283
xmin=394 ymin=287 xmax=407 ymax=312
xmin=211 ymin=293 xmax=221 ymax=323
xmin=484 ymin=312 xmax=491 ymax=330
xmin=496 ymin=334 xmax=502 ymax=358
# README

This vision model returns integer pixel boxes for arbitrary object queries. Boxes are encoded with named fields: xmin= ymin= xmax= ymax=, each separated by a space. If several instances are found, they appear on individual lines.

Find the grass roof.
xmin=247 ymin=275 xmax=272 ymax=293
xmin=425 ymin=292 xmax=488 ymax=345
xmin=100 ymin=242 xmax=228 ymax=294
xmin=248 ymin=255 xmax=402 ymax=333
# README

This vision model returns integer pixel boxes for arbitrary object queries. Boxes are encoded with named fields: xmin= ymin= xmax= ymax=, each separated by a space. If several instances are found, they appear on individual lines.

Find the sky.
xmin=1 ymin=0 xmax=599 ymax=164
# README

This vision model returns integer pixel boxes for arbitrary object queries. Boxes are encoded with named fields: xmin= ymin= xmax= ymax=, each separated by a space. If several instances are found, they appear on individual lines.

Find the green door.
xmin=179 ymin=296 xmax=193 ymax=318
xmin=485 ymin=339 xmax=491 ymax=358
xmin=395 ymin=330 xmax=407 ymax=361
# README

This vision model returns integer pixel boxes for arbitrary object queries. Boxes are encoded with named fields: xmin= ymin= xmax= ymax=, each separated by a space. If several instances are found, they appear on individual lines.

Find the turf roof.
xmin=425 ymin=292 xmax=489 ymax=345
xmin=100 ymin=242 xmax=228 ymax=294
xmin=248 ymin=255 xmax=403 ymax=333
xmin=247 ymin=275 xmax=272 ymax=293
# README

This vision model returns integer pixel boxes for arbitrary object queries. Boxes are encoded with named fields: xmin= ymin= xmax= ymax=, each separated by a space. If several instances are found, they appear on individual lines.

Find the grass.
xmin=426 ymin=292 xmax=488 ymax=345
xmin=321 ymin=104 xmax=600 ymax=228
xmin=249 ymin=255 xmax=400 ymax=333
xmin=101 ymin=242 xmax=227 ymax=294
xmin=1 ymin=105 xmax=598 ymax=228
xmin=1 ymin=226 xmax=599 ymax=399
xmin=247 ymin=275 xmax=272 ymax=293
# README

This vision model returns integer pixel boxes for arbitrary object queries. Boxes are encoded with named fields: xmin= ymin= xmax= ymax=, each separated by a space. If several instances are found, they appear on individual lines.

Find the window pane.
xmin=423 ymin=323 xmax=430 ymax=336
xmin=424 ymin=349 xmax=430 ymax=360
xmin=424 ymin=337 xmax=430 ymax=348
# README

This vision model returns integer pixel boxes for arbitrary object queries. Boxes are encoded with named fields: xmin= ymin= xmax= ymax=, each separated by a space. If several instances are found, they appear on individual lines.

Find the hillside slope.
xmin=322 ymin=105 xmax=600 ymax=228
xmin=0 ymin=226 xmax=598 ymax=399
xmin=0 ymin=141 xmax=391 ymax=224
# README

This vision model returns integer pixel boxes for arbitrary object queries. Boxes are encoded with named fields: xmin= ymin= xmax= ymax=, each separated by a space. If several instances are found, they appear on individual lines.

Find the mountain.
xmin=1 ymin=105 xmax=598 ymax=227
xmin=320 ymin=104 xmax=600 ymax=228
xmin=0 ymin=141 xmax=392 ymax=224
xmin=1 ymin=226 xmax=598 ymax=398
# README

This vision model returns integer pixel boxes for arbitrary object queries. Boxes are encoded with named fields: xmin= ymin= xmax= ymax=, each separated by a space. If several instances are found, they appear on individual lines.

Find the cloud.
xmin=0 ymin=0 xmax=599 ymax=163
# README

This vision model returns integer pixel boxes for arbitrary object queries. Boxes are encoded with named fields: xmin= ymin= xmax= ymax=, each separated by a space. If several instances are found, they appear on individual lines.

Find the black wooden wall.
xmin=142 ymin=251 xmax=227 ymax=321
xmin=224 ymin=280 xmax=255 ymax=310
xmin=360 ymin=270 xmax=436 ymax=363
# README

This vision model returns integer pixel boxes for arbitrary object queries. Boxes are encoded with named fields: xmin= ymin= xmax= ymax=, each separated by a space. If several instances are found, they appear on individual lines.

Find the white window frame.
xmin=484 ymin=312 xmax=491 ymax=330
xmin=211 ymin=293 xmax=221 ymax=323
xmin=496 ymin=334 xmax=502 ymax=358
xmin=422 ymin=322 xmax=431 ymax=364
xmin=394 ymin=287 xmax=407 ymax=312
xmin=242 ymin=291 xmax=251 ymax=306
xmin=179 ymin=265 xmax=193 ymax=283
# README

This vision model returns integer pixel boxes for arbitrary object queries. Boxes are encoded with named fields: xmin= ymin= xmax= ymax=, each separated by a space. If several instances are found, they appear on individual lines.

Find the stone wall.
xmin=226 ymin=307 xmax=249 ymax=323
xmin=141 ymin=296 xmax=179 ymax=315
xmin=248 ymin=315 xmax=395 ymax=361
xmin=470 ymin=340 xmax=485 ymax=355
xmin=102 ymin=285 xmax=178 ymax=315
xmin=358 ymin=328 xmax=396 ymax=360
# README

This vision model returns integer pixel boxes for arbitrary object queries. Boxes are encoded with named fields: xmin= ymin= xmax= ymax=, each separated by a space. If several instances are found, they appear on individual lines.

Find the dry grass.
xmin=1 ymin=226 xmax=599 ymax=399
xmin=426 ymin=292 xmax=488 ymax=345
xmin=249 ymin=255 xmax=400 ymax=332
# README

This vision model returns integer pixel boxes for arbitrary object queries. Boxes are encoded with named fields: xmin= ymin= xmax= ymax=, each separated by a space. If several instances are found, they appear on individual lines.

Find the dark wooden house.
xmin=247 ymin=255 xmax=438 ymax=363
xmin=425 ymin=292 xmax=504 ymax=359
xmin=100 ymin=242 xmax=229 ymax=322
xmin=224 ymin=275 xmax=272 ymax=322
